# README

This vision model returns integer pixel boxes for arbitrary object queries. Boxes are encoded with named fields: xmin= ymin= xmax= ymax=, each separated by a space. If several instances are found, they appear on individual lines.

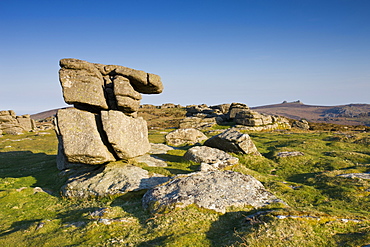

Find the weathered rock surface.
xmin=183 ymin=146 xmax=239 ymax=170
xmin=0 ymin=110 xmax=36 ymax=135
xmin=59 ymin=58 xmax=163 ymax=114
xmin=101 ymin=110 xmax=150 ymax=159
xmin=149 ymin=143 xmax=174 ymax=154
xmin=228 ymin=103 xmax=250 ymax=120
xmin=62 ymin=164 xmax=170 ymax=198
xmin=59 ymin=58 xmax=108 ymax=110
xmin=292 ymin=119 xmax=310 ymax=130
xmin=143 ymin=170 xmax=283 ymax=213
xmin=179 ymin=117 xmax=218 ymax=129
xmin=165 ymin=128 xmax=208 ymax=146
xmin=276 ymin=151 xmax=305 ymax=158
xmin=56 ymin=108 xmax=116 ymax=165
xmin=204 ymin=128 xmax=261 ymax=155
xmin=337 ymin=173 xmax=370 ymax=180
xmin=133 ymin=154 xmax=168 ymax=167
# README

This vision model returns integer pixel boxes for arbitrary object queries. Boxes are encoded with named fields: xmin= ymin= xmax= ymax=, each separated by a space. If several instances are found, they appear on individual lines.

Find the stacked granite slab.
xmin=0 ymin=110 xmax=36 ymax=135
xmin=55 ymin=58 xmax=163 ymax=170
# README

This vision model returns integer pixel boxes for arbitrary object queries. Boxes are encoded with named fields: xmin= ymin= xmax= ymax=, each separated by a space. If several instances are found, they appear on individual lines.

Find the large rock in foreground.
xmin=204 ymin=128 xmax=261 ymax=155
xmin=165 ymin=128 xmax=208 ymax=146
xmin=56 ymin=108 xmax=116 ymax=165
xmin=62 ymin=164 xmax=170 ymax=198
xmin=101 ymin=110 xmax=150 ymax=159
xmin=143 ymin=170 xmax=282 ymax=213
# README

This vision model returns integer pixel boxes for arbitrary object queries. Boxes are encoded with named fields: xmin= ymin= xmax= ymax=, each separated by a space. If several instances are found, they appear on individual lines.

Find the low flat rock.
xmin=165 ymin=128 xmax=208 ymax=146
xmin=143 ymin=170 xmax=283 ymax=213
xmin=337 ymin=173 xmax=370 ymax=180
xmin=62 ymin=164 xmax=170 ymax=198
xmin=276 ymin=151 xmax=304 ymax=158
xmin=149 ymin=143 xmax=174 ymax=154
xmin=183 ymin=146 xmax=239 ymax=170
xmin=133 ymin=154 xmax=168 ymax=167
xmin=204 ymin=128 xmax=261 ymax=155
xmin=101 ymin=110 xmax=151 ymax=159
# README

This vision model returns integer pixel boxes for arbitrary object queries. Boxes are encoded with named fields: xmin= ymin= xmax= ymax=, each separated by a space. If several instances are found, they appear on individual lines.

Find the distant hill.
xmin=252 ymin=102 xmax=370 ymax=126
xmin=31 ymin=102 xmax=370 ymax=127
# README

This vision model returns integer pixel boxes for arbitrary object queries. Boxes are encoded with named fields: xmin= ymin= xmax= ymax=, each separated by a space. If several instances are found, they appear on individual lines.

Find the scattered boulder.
xmin=276 ymin=151 xmax=305 ymax=158
xmin=133 ymin=154 xmax=168 ymax=167
xmin=292 ymin=119 xmax=310 ymax=130
xmin=183 ymin=146 xmax=239 ymax=170
xmin=62 ymin=164 xmax=170 ymax=198
xmin=149 ymin=143 xmax=174 ymax=154
xmin=165 ymin=128 xmax=208 ymax=146
xmin=204 ymin=128 xmax=261 ymax=155
xmin=143 ymin=170 xmax=283 ymax=213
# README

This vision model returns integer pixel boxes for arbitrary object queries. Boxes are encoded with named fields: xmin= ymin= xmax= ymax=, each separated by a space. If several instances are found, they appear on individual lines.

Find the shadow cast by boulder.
xmin=0 ymin=151 xmax=62 ymax=194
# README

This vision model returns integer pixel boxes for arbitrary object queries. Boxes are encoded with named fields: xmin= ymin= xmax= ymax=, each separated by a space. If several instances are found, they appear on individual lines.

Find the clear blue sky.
xmin=1 ymin=0 xmax=369 ymax=115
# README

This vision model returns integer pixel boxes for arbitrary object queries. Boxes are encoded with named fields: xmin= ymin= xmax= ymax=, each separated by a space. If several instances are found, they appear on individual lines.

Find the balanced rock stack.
xmin=55 ymin=58 xmax=163 ymax=170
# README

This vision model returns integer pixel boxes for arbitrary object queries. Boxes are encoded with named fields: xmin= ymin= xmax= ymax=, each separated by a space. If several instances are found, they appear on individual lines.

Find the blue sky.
xmin=0 ymin=0 xmax=369 ymax=115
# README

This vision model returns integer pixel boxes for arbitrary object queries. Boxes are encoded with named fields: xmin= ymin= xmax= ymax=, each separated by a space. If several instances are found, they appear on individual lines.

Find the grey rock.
xmin=276 ymin=151 xmax=305 ymax=158
xmin=149 ymin=143 xmax=174 ymax=154
xmin=2 ymin=127 xmax=24 ymax=135
xmin=143 ymin=170 xmax=283 ymax=213
xmin=227 ymin=103 xmax=250 ymax=120
xmin=292 ymin=119 xmax=310 ymax=130
xmin=101 ymin=110 xmax=151 ymax=159
xmin=62 ymin=164 xmax=170 ymax=197
xmin=165 ymin=128 xmax=208 ymax=146
xmin=337 ymin=173 xmax=370 ymax=180
xmin=133 ymin=154 xmax=168 ymax=167
xmin=204 ymin=128 xmax=261 ymax=155
xmin=113 ymin=75 xmax=142 ymax=113
xmin=179 ymin=117 xmax=217 ymax=129
xmin=56 ymin=108 xmax=116 ymax=165
xmin=59 ymin=58 xmax=108 ymax=110
xmin=183 ymin=146 xmax=239 ymax=170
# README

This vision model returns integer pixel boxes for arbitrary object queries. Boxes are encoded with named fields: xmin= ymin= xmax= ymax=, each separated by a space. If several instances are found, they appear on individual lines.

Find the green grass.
xmin=0 ymin=129 xmax=369 ymax=246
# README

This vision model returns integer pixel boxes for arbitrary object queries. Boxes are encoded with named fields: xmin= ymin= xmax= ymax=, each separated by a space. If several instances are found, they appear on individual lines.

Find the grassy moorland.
xmin=0 ymin=119 xmax=369 ymax=246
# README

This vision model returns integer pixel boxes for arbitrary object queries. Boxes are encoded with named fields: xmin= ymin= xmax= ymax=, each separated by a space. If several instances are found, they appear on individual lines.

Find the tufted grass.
xmin=0 ymin=128 xmax=369 ymax=246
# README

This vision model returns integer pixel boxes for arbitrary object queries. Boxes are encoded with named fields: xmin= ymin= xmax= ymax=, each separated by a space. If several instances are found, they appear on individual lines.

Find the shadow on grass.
xmin=0 ymin=219 xmax=43 ymax=237
xmin=0 ymin=151 xmax=62 ymax=194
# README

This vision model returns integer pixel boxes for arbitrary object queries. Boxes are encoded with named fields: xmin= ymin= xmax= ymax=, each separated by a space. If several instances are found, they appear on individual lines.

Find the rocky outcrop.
xmin=56 ymin=58 xmax=163 ymax=167
xmin=183 ymin=146 xmax=239 ymax=171
xmin=0 ymin=110 xmax=36 ymax=135
xmin=62 ymin=164 xmax=170 ymax=197
xmin=292 ymin=119 xmax=310 ymax=130
xmin=142 ymin=170 xmax=283 ymax=213
xmin=181 ymin=103 xmax=290 ymax=131
xmin=179 ymin=116 xmax=218 ymax=129
xmin=55 ymin=58 xmax=165 ymax=197
xmin=227 ymin=103 xmax=250 ymax=120
xmin=165 ymin=128 xmax=208 ymax=146
xmin=204 ymin=128 xmax=261 ymax=155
